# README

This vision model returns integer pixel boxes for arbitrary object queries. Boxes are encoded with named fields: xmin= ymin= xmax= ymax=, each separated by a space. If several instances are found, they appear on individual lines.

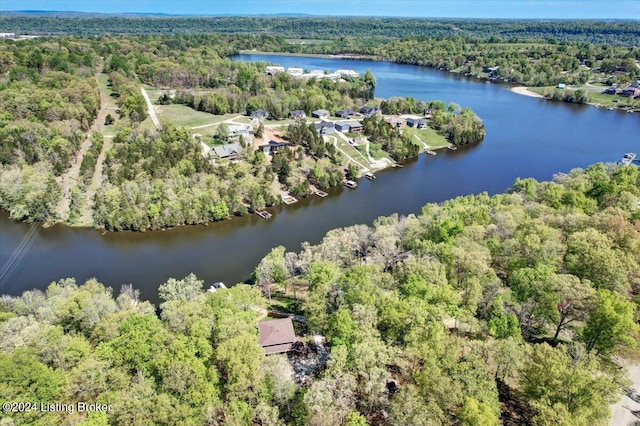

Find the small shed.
xmin=258 ymin=318 xmax=297 ymax=355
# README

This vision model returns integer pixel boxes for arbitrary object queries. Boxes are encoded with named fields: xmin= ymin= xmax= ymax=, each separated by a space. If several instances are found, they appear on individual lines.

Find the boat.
xmin=207 ymin=282 xmax=227 ymax=293
xmin=619 ymin=152 xmax=637 ymax=166
xmin=365 ymin=172 xmax=376 ymax=180
xmin=425 ymin=150 xmax=437 ymax=156
xmin=344 ymin=180 xmax=358 ymax=188
xmin=448 ymin=145 xmax=458 ymax=151
xmin=256 ymin=210 xmax=272 ymax=219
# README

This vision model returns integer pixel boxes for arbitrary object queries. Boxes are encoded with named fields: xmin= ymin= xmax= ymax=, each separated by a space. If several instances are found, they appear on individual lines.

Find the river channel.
xmin=0 ymin=54 xmax=638 ymax=306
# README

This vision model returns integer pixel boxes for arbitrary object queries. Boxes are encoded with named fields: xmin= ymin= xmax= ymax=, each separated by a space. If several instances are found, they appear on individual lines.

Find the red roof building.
xmin=258 ymin=318 xmax=297 ymax=355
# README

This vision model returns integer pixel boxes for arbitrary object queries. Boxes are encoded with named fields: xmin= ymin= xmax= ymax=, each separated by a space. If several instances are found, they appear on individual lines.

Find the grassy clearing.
xmin=155 ymin=105 xmax=228 ymax=128
xmin=404 ymin=126 xmax=450 ymax=149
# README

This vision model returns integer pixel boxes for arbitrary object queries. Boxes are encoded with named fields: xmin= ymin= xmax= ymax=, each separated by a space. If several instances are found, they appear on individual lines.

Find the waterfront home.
xmin=406 ymin=118 xmax=427 ymax=129
xmin=336 ymin=69 xmax=359 ymax=78
xmin=311 ymin=109 xmax=330 ymax=119
xmin=360 ymin=106 xmax=380 ymax=117
xmin=290 ymin=110 xmax=306 ymax=119
xmin=385 ymin=116 xmax=406 ymax=129
xmin=620 ymin=87 xmax=638 ymax=97
xmin=258 ymin=318 xmax=297 ymax=355
xmin=266 ymin=66 xmax=284 ymax=75
xmin=287 ymin=67 xmax=304 ymax=76
xmin=250 ymin=109 xmax=269 ymax=120
xmin=258 ymin=140 xmax=292 ymax=155
xmin=315 ymin=121 xmax=336 ymax=135
xmin=213 ymin=143 xmax=243 ymax=160
xmin=335 ymin=108 xmax=355 ymax=118
xmin=336 ymin=121 xmax=363 ymax=133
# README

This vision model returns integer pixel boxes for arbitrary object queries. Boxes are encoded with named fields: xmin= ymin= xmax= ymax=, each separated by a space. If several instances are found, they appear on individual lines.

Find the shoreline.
xmin=510 ymin=86 xmax=546 ymax=99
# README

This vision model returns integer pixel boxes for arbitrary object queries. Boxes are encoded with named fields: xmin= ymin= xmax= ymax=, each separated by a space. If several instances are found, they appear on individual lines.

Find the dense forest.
xmin=1 ymin=14 xmax=639 ymax=45
xmin=1 ymin=164 xmax=638 ymax=425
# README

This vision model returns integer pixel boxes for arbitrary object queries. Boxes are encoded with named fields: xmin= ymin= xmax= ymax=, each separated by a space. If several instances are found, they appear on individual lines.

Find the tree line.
xmin=2 ymin=14 xmax=639 ymax=45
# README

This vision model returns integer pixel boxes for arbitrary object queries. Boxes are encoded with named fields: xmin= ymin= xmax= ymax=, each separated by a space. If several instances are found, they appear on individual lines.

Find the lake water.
xmin=1 ymin=54 xmax=638 ymax=306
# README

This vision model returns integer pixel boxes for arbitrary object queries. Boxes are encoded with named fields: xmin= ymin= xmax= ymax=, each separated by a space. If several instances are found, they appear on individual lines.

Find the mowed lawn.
xmin=154 ymin=105 xmax=230 ymax=128
xmin=403 ymin=126 xmax=450 ymax=149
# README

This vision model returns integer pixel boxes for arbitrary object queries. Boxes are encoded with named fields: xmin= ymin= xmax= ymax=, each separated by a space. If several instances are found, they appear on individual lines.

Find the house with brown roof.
xmin=258 ymin=318 xmax=297 ymax=354
xmin=385 ymin=116 xmax=406 ymax=129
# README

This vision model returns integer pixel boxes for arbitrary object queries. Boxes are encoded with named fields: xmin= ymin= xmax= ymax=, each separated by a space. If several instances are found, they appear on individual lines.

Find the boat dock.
xmin=314 ymin=190 xmax=328 ymax=197
xmin=281 ymin=193 xmax=298 ymax=205
xmin=620 ymin=152 xmax=637 ymax=166
xmin=344 ymin=180 xmax=358 ymax=189
xmin=256 ymin=210 xmax=272 ymax=219
xmin=425 ymin=150 xmax=437 ymax=156
xmin=392 ymin=163 xmax=404 ymax=168
xmin=448 ymin=145 xmax=458 ymax=151
xmin=365 ymin=172 xmax=376 ymax=180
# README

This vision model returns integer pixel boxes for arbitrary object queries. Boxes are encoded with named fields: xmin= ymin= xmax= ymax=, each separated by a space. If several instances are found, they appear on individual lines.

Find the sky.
xmin=1 ymin=0 xmax=639 ymax=19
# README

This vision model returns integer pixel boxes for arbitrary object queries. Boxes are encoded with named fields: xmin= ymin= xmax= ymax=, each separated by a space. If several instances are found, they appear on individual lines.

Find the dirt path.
xmin=141 ymin=87 xmax=160 ymax=128
xmin=77 ymin=134 xmax=113 ymax=226
xmin=55 ymin=65 xmax=110 ymax=222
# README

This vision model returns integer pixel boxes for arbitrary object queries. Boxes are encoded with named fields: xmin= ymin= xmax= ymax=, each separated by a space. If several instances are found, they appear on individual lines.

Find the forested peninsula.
xmin=0 ymin=34 xmax=484 ymax=230
xmin=1 ymin=164 xmax=639 ymax=425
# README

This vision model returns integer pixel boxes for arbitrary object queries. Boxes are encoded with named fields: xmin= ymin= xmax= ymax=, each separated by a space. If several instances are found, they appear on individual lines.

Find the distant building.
xmin=258 ymin=140 xmax=292 ymax=155
xmin=287 ymin=67 xmax=304 ymax=76
xmin=315 ymin=121 xmax=335 ymax=135
xmin=557 ymin=83 xmax=566 ymax=89
xmin=289 ymin=110 xmax=307 ymax=120
xmin=336 ymin=121 xmax=363 ymax=133
xmin=335 ymin=108 xmax=355 ymax=119
xmin=336 ymin=69 xmax=359 ymax=78
xmin=227 ymin=124 xmax=253 ymax=137
xmin=258 ymin=318 xmax=297 ymax=355
xmin=406 ymin=118 xmax=427 ymax=129
xmin=359 ymin=106 xmax=380 ymax=117
xmin=620 ymin=87 xmax=638 ymax=97
xmin=311 ymin=109 xmax=330 ymax=119
xmin=385 ymin=116 xmax=406 ymax=129
xmin=266 ymin=66 xmax=285 ymax=75
xmin=603 ymin=87 xmax=618 ymax=95
xmin=250 ymin=109 xmax=269 ymax=120
xmin=213 ymin=143 xmax=243 ymax=160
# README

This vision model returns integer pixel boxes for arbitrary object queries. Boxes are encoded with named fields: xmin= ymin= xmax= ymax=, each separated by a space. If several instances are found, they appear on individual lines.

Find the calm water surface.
xmin=1 ymin=54 xmax=638 ymax=305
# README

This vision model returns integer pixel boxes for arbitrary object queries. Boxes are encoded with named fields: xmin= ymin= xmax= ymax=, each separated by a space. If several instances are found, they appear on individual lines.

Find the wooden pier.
xmin=256 ymin=210 xmax=272 ymax=219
